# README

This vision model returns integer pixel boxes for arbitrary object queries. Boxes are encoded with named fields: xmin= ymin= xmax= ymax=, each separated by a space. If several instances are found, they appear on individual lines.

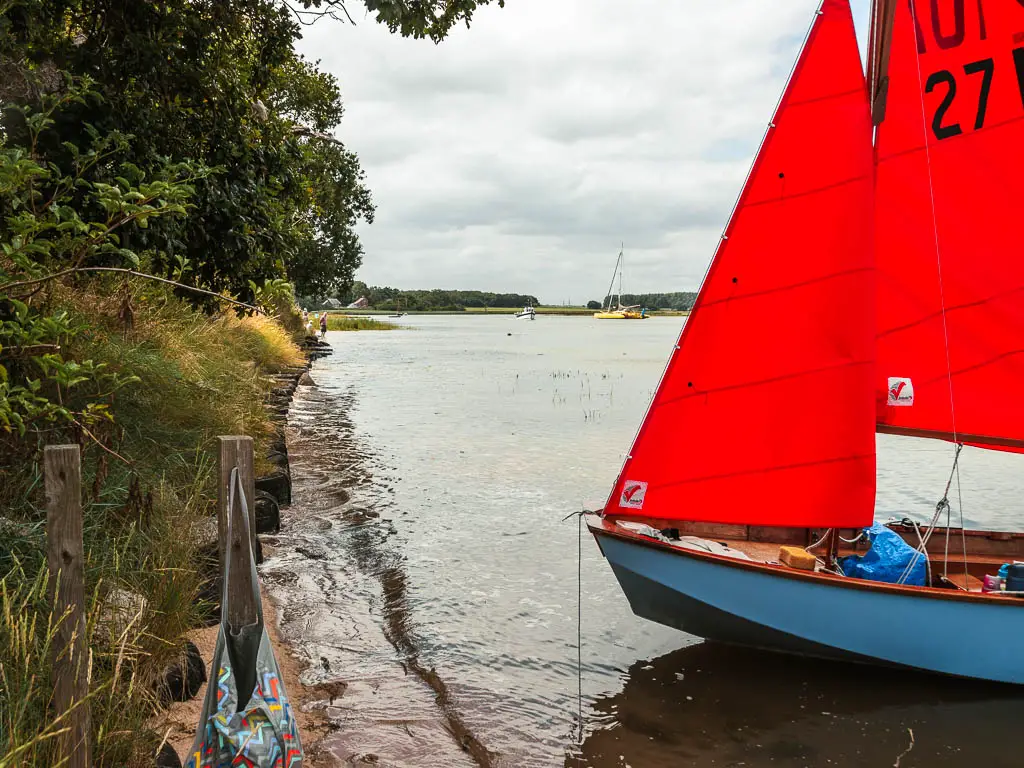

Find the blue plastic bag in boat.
xmin=839 ymin=523 xmax=927 ymax=587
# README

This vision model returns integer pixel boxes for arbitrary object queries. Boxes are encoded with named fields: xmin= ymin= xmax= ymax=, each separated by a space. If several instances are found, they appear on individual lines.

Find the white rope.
xmin=805 ymin=528 xmax=832 ymax=552
xmin=897 ymin=516 xmax=934 ymax=585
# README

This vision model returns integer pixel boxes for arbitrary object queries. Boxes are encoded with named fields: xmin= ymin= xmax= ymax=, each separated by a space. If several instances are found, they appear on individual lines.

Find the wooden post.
xmin=217 ymin=436 xmax=258 ymax=630
xmin=44 ymin=445 xmax=91 ymax=768
xmin=826 ymin=528 xmax=839 ymax=570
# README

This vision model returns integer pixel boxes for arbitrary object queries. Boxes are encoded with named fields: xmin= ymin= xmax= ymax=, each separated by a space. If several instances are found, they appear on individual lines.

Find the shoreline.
xmin=161 ymin=336 xmax=342 ymax=766
xmin=333 ymin=308 xmax=691 ymax=317
xmin=255 ymin=339 xmax=494 ymax=767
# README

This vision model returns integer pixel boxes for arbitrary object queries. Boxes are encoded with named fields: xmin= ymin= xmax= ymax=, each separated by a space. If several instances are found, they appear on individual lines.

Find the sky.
xmin=298 ymin=0 xmax=872 ymax=304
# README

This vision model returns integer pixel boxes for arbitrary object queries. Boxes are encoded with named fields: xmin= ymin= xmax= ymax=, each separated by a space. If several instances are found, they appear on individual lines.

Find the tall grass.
xmin=325 ymin=314 xmax=399 ymax=331
xmin=0 ymin=280 xmax=304 ymax=766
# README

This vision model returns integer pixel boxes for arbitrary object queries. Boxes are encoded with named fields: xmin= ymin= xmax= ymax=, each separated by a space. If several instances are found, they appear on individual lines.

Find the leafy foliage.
xmin=0 ymin=84 xmax=201 ymax=438
xmin=2 ymin=0 xmax=374 ymax=302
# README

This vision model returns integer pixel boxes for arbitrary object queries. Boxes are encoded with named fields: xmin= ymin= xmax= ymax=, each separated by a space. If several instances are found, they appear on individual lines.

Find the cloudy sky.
xmin=298 ymin=0 xmax=871 ymax=304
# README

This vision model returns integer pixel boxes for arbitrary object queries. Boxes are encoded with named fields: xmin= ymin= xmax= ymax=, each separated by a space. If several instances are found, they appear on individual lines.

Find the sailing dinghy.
xmin=589 ymin=0 xmax=1024 ymax=684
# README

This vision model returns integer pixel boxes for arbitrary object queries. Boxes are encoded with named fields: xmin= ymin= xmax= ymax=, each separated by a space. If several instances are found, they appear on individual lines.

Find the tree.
xmin=288 ymin=0 xmax=505 ymax=42
xmin=2 ymin=0 xmax=508 ymax=306
xmin=587 ymin=300 xmax=602 ymax=309
xmin=2 ymin=0 xmax=375 ymax=304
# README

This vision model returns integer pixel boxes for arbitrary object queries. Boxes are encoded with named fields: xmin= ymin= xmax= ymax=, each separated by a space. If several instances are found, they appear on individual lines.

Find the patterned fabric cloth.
xmin=186 ymin=469 xmax=303 ymax=767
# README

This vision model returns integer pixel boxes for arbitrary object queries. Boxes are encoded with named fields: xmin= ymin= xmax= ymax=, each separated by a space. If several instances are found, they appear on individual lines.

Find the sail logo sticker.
xmin=620 ymin=481 xmax=648 ymax=509
xmin=887 ymin=377 xmax=914 ymax=407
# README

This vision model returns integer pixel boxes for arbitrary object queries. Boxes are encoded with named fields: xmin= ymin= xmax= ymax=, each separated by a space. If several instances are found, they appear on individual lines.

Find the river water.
xmin=262 ymin=315 xmax=1024 ymax=768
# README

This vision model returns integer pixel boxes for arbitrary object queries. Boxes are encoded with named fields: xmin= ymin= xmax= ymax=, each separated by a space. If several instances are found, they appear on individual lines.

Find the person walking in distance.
xmin=319 ymin=311 xmax=328 ymax=339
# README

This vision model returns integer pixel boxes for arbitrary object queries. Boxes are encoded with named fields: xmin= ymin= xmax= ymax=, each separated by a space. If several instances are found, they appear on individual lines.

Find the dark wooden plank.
xmin=217 ymin=436 xmax=258 ymax=630
xmin=44 ymin=444 xmax=91 ymax=768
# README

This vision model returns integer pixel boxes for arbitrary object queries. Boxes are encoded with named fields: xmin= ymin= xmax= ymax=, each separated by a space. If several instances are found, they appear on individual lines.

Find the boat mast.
xmin=602 ymin=247 xmax=622 ymax=312
xmin=618 ymin=243 xmax=624 ymax=310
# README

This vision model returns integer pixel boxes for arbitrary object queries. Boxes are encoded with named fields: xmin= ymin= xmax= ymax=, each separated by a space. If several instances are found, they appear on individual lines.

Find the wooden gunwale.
xmin=589 ymin=515 xmax=1024 ymax=606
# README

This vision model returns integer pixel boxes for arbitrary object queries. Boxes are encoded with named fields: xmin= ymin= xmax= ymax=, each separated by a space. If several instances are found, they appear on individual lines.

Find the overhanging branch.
xmin=0 ymin=267 xmax=264 ymax=313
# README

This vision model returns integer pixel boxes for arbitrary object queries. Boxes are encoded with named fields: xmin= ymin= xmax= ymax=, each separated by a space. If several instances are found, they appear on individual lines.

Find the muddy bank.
xmin=257 ymin=357 xmax=493 ymax=767
xmin=160 ymin=336 xmax=339 ymax=766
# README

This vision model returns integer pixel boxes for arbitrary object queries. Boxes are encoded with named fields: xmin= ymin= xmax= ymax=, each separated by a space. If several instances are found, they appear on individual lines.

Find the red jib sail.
xmin=605 ymin=0 xmax=876 ymax=526
xmin=874 ymin=0 xmax=1024 ymax=450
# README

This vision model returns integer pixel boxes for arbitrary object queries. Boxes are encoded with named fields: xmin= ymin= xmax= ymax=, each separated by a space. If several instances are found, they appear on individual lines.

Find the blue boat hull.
xmin=594 ymin=526 xmax=1024 ymax=684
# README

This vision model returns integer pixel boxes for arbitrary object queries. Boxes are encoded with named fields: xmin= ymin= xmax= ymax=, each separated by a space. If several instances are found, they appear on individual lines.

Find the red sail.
xmin=605 ymin=0 xmax=876 ymax=526
xmin=875 ymin=0 xmax=1024 ymax=450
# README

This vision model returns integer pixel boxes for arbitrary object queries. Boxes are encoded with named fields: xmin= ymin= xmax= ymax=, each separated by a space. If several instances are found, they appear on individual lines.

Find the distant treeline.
xmin=331 ymin=283 xmax=541 ymax=311
xmin=594 ymin=292 xmax=698 ymax=310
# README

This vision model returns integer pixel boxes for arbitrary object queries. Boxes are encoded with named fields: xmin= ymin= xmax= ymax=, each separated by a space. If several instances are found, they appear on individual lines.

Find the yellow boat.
xmin=593 ymin=309 xmax=647 ymax=319
xmin=595 ymin=245 xmax=649 ymax=319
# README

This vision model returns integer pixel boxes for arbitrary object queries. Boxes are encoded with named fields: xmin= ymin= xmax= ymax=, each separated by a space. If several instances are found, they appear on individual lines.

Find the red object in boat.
xmin=605 ymin=0 xmax=876 ymax=527
xmin=874 ymin=0 xmax=1024 ymax=451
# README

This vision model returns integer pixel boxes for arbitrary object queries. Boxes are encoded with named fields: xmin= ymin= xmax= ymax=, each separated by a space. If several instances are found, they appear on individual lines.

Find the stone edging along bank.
xmin=255 ymin=336 xmax=333 ymax=529
xmin=154 ymin=336 xmax=335 ymax=768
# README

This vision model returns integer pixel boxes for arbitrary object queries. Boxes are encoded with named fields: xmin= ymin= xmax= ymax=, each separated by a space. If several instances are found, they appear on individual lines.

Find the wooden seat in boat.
xmin=939 ymin=572 xmax=984 ymax=592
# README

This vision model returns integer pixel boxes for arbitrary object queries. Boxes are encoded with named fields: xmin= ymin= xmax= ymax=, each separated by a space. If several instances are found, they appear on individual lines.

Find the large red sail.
xmin=874 ymin=0 xmax=1024 ymax=450
xmin=604 ymin=0 xmax=876 ymax=527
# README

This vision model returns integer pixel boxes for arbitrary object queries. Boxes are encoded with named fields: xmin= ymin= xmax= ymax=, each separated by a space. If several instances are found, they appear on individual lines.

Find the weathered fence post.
xmin=44 ymin=444 xmax=91 ymax=768
xmin=217 ymin=436 xmax=258 ymax=629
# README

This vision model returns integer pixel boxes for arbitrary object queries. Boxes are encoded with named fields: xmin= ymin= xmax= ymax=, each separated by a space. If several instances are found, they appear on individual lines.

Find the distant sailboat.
xmin=389 ymin=298 xmax=406 ymax=318
xmin=588 ymin=0 xmax=1024 ymax=684
xmin=594 ymin=245 xmax=647 ymax=319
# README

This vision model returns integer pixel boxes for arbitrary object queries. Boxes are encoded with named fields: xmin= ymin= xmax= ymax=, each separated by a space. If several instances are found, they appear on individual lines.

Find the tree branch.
xmin=290 ymin=124 xmax=343 ymax=144
xmin=284 ymin=0 xmax=356 ymax=26
xmin=0 ymin=344 xmax=61 ymax=359
xmin=0 ymin=268 xmax=264 ymax=313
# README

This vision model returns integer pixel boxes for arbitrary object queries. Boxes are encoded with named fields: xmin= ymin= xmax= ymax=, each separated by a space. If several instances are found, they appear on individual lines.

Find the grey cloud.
xmin=300 ymin=0 xmax=872 ymax=300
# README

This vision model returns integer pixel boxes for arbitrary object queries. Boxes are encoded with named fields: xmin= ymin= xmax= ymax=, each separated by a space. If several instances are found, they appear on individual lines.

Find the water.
xmin=262 ymin=315 xmax=1024 ymax=767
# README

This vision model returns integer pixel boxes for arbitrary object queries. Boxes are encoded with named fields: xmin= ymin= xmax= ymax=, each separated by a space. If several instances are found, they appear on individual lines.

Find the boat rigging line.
xmin=903 ymin=0 xmax=970 ymax=589
xmin=562 ymin=508 xmax=589 ymax=749
xmin=897 ymin=442 xmax=964 ymax=585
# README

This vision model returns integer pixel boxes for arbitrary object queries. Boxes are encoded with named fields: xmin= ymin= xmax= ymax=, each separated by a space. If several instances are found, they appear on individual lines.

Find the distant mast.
xmin=618 ymin=243 xmax=624 ymax=310
xmin=603 ymin=246 xmax=624 ymax=311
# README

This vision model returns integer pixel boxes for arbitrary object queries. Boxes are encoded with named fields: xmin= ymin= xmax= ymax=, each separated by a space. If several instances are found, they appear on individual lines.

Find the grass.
xmin=325 ymin=314 xmax=401 ymax=331
xmin=0 ymin=279 xmax=304 ymax=766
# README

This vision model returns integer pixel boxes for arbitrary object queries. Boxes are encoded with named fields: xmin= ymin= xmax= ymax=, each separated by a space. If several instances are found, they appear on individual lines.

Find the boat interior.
xmin=592 ymin=515 xmax=1024 ymax=595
